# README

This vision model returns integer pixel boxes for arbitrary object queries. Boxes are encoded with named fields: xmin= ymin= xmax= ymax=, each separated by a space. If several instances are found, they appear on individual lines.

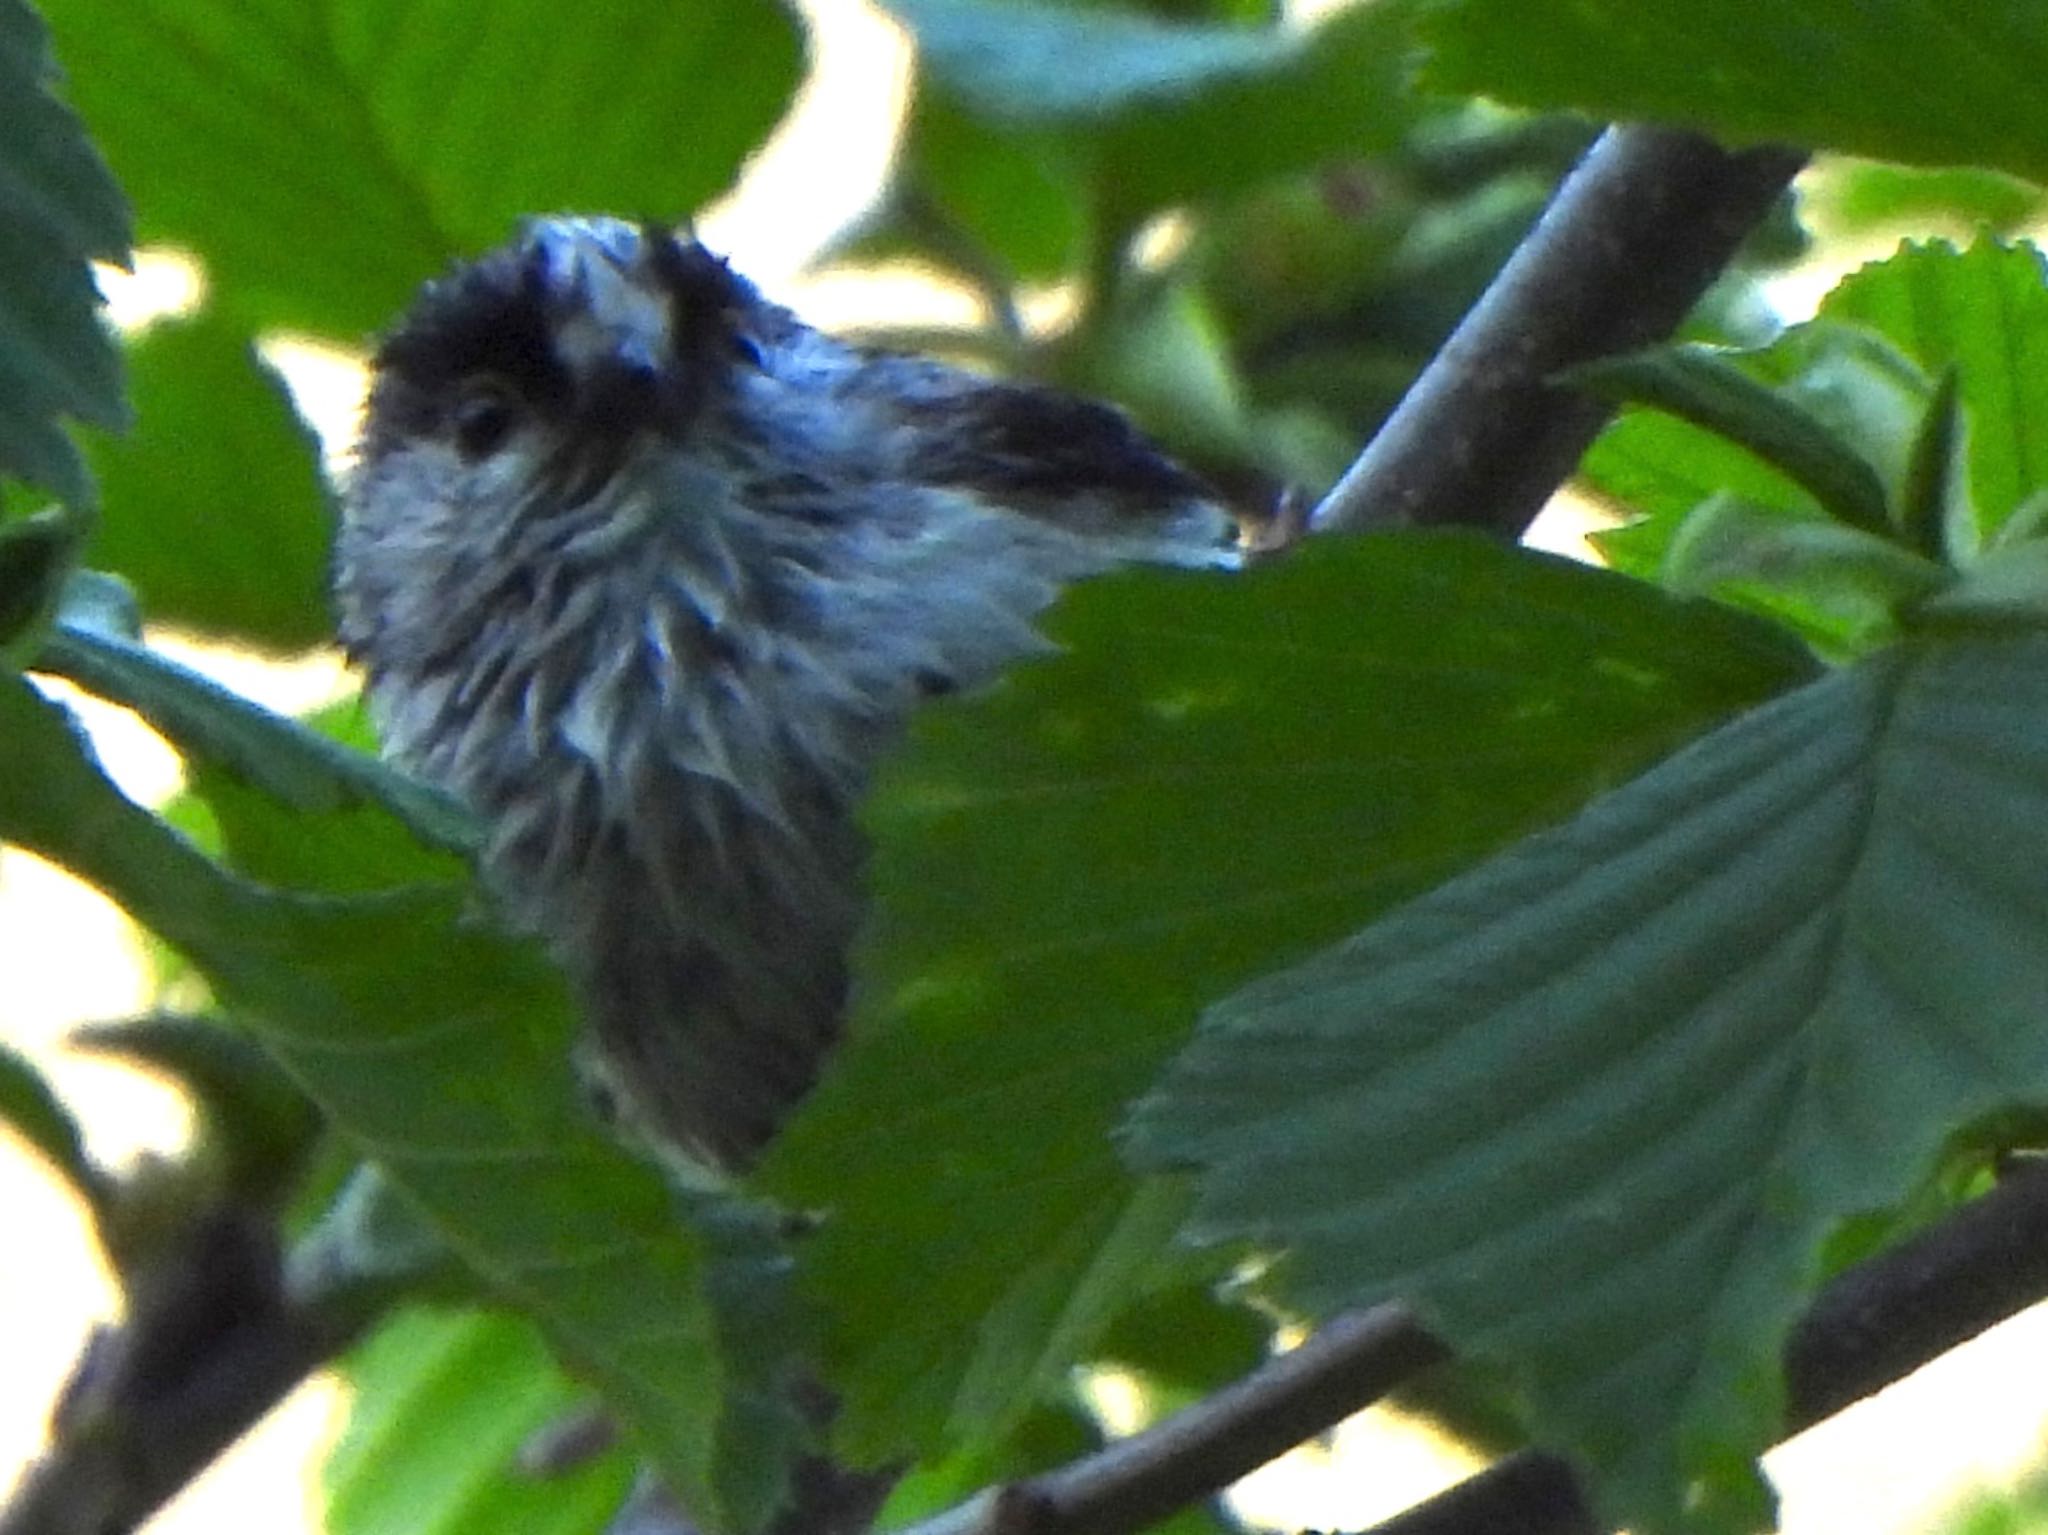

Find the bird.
xmin=334 ymin=215 xmax=1241 ymax=1172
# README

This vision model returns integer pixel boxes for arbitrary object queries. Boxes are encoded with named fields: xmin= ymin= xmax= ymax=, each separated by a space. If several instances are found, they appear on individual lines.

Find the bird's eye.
xmin=451 ymin=381 xmax=520 ymax=460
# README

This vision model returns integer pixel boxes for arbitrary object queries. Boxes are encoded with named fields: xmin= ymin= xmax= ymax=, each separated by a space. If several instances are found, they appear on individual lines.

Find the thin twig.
xmin=900 ymin=1305 xmax=1448 ymax=1535
xmin=1312 ymin=125 xmax=1807 ymax=539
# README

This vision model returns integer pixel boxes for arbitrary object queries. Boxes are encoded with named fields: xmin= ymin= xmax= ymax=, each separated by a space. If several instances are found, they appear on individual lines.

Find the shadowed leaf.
xmin=0 ymin=0 xmax=128 ymax=502
xmin=765 ymin=534 xmax=1812 ymax=1460
xmin=1131 ymin=630 xmax=2048 ymax=1534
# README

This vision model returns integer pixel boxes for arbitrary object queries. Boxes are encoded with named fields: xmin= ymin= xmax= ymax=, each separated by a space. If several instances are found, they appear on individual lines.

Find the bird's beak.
xmin=523 ymin=216 xmax=674 ymax=380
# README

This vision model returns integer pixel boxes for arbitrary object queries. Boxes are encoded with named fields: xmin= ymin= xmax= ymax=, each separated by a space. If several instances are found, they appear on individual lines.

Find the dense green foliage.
xmin=5 ymin=2 xmax=2048 ymax=1534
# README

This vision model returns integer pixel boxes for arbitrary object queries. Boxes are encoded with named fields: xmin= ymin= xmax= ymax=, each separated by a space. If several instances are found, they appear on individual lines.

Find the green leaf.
xmin=892 ymin=0 xmax=1423 ymax=215
xmin=1421 ymin=0 xmax=2048 ymax=188
xmin=886 ymin=0 xmax=1300 ymax=119
xmin=1084 ymin=282 xmax=1254 ymax=463
xmin=1993 ymin=488 xmax=2048 ymax=552
xmin=1591 ymin=242 xmax=2048 ymax=619
xmin=762 ymin=534 xmax=1813 ymax=1461
xmin=0 ymin=673 xmax=802 ymax=1531
xmin=0 ymin=1040 xmax=106 ymax=1213
xmin=84 ymin=312 xmax=332 ymax=649
xmin=1819 ymin=239 xmax=2048 ymax=545
xmin=0 ymin=506 xmax=80 ymax=661
xmin=1119 ymin=0 xmax=1423 ymax=214
xmin=1569 ymin=345 xmax=1893 ymax=537
xmin=1091 ymin=1280 xmax=1270 ymax=1410
xmin=0 ymin=0 xmax=129 ymax=504
xmin=36 ymin=596 xmax=479 ymax=858
xmin=1581 ymin=324 xmax=1932 ymax=566
xmin=1129 ymin=629 xmax=2048 ymax=1534
xmin=1897 ymin=365 xmax=1966 ymax=561
xmin=36 ymin=0 xmax=801 ymax=337
xmin=1918 ymin=538 xmax=2048 ymax=629
xmin=1584 ymin=409 xmax=1820 ymax=580
xmin=889 ymin=93 xmax=1090 ymax=286
xmin=294 ymin=1165 xmax=467 ymax=1303
xmin=326 ymin=1306 xmax=635 ymax=1535
xmin=1660 ymin=492 xmax=1948 ymax=659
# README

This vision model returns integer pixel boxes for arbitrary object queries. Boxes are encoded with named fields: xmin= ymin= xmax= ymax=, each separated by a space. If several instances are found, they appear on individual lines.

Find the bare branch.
xmin=0 ymin=1205 xmax=381 ymax=1535
xmin=1312 ymin=126 xmax=1807 ymax=539
xmin=889 ymin=1161 xmax=2048 ymax=1535
xmin=1786 ymin=1155 xmax=2048 ymax=1426
xmin=900 ymin=1305 xmax=1448 ymax=1535
xmin=1363 ymin=1158 xmax=2048 ymax=1535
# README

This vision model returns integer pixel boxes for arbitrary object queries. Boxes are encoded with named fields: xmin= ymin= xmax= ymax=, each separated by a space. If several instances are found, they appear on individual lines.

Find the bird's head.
xmin=334 ymin=216 xmax=806 ymax=674
xmin=354 ymin=216 xmax=762 ymax=511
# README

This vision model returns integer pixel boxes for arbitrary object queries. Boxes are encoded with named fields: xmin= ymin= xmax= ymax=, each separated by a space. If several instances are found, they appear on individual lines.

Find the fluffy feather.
xmin=335 ymin=216 xmax=1238 ymax=1169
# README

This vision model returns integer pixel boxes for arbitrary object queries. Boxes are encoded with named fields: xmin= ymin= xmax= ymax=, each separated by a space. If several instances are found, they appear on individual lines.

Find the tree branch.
xmin=900 ymin=1305 xmax=1448 ymax=1535
xmin=0 ymin=1206 xmax=378 ymax=1535
xmin=895 ymin=1160 xmax=2048 ymax=1535
xmin=1311 ymin=125 xmax=1806 ymax=539
xmin=1365 ymin=1157 xmax=2048 ymax=1535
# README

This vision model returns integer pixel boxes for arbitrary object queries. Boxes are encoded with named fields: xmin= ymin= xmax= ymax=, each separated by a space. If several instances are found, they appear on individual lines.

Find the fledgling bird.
xmin=334 ymin=216 xmax=1240 ymax=1170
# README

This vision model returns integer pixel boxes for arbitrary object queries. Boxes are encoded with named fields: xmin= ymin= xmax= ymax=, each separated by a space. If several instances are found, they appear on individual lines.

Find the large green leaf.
xmin=36 ymin=0 xmax=802 ymax=337
xmin=1129 ymin=628 xmax=2048 ymax=1534
xmin=84 ymin=311 xmax=332 ymax=648
xmin=326 ymin=1306 xmax=635 ymax=1535
xmin=1422 ymin=0 xmax=2048 ymax=187
xmin=0 ymin=671 xmax=801 ymax=1532
xmin=0 ymin=0 xmax=128 ymax=504
xmin=762 ymin=533 xmax=1813 ymax=1461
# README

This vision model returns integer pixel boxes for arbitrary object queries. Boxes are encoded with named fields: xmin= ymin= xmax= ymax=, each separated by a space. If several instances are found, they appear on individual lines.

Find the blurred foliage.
xmin=1423 ymin=0 xmax=2048 ymax=188
xmin=855 ymin=12 xmax=1601 ymax=499
xmin=1950 ymin=1470 xmax=2048 ymax=1535
xmin=5 ymin=2 xmax=2048 ymax=1535
xmin=325 ymin=1307 xmax=638 ymax=1535
xmin=81 ymin=314 xmax=333 ymax=650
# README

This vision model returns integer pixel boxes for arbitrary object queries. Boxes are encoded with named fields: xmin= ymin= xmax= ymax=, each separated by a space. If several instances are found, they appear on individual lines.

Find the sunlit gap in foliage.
xmin=1765 ymin=158 xmax=2048 ymax=323
xmin=1083 ymin=1355 xmax=1487 ymax=1532
xmin=94 ymin=248 xmax=204 ymax=332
